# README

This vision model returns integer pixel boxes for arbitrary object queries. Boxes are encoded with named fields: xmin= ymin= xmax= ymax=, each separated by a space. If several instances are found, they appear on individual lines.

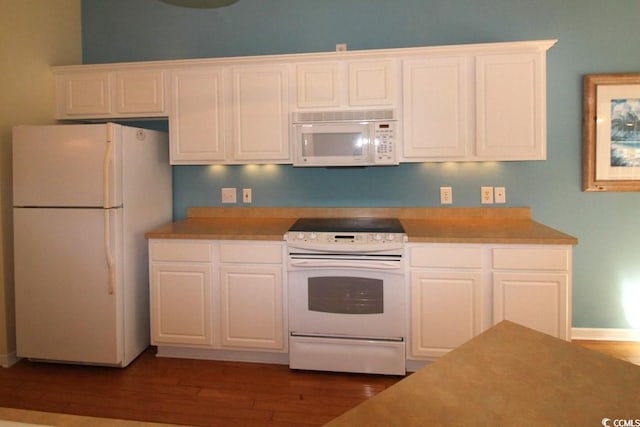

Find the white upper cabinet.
xmin=230 ymin=64 xmax=291 ymax=162
xmin=169 ymin=67 xmax=227 ymax=164
xmin=296 ymin=62 xmax=341 ymax=108
xmin=169 ymin=64 xmax=291 ymax=165
xmin=55 ymin=71 xmax=111 ymax=117
xmin=54 ymin=69 xmax=167 ymax=119
xmin=348 ymin=60 xmax=396 ymax=107
xmin=52 ymin=39 xmax=555 ymax=163
xmin=402 ymin=56 xmax=472 ymax=159
xmin=115 ymin=70 xmax=165 ymax=115
xmin=401 ymin=40 xmax=555 ymax=162
xmin=475 ymin=52 xmax=546 ymax=160
xmin=295 ymin=59 xmax=397 ymax=109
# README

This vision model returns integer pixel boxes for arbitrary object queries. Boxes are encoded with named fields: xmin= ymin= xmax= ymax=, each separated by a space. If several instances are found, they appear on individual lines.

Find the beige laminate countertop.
xmin=325 ymin=321 xmax=640 ymax=426
xmin=145 ymin=207 xmax=578 ymax=245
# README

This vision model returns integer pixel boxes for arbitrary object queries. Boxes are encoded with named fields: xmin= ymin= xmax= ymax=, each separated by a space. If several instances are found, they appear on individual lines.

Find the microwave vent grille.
xmin=292 ymin=109 xmax=395 ymax=123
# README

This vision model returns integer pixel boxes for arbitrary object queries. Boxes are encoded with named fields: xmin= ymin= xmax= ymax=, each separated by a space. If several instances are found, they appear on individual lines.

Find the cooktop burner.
xmin=289 ymin=217 xmax=405 ymax=234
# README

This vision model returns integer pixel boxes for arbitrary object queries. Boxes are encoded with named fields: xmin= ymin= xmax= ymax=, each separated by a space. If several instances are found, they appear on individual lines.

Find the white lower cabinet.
xmin=149 ymin=240 xmax=214 ymax=346
xmin=148 ymin=239 xmax=287 ymax=362
xmin=492 ymin=246 xmax=571 ymax=340
xmin=149 ymin=239 xmax=571 ymax=367
xmin=408 ymin=243 xmax=572 ymax=365
xmin=408 ymin=245 xmax=485 ymax=360
xmin=411 ymin=270 xmax=483 ymax=358
xmin=219 ymin=242 xmax=285 ymax=351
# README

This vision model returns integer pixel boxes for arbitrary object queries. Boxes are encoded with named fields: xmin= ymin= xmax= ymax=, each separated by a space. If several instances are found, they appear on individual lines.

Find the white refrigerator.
xmin=13 ymin=123 xmax=172 ymax=367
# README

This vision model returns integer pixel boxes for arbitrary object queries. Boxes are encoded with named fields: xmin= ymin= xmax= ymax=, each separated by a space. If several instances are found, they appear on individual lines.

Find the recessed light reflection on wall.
xmin=242 ymin=164 xmax=281 ymax=175
xmin=418 ymin=161 xmax=502 ymax=174
xmin=207 ymin=164 xmax=282 ymax=178
xmin=207 ymin=164 xmax=227 ymax=176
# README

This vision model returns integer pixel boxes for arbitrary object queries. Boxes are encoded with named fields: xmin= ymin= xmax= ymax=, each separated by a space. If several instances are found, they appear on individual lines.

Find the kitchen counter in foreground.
xmin=326 ymin=321 xmax=640 ymax=426
xmin=145 ymin=207 xmax=577 ymax=245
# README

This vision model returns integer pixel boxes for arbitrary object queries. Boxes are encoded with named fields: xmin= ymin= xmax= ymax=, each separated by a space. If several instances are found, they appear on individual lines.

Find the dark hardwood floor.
xmin=0 ymin=347 xmax=400 ymax=426
xmin=1 ymin=341 xmax=638 ymax=426
xmin=573 ymin=339 xmax=640 ymax=366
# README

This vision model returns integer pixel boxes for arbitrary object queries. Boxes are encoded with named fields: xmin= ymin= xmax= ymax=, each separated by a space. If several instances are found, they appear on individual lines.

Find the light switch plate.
xmin=242 ymin=188 xmax=252 ymax=203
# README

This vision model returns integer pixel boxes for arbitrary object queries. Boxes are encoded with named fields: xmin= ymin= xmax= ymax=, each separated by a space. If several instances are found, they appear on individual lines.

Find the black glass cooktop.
xmin=289 ymin=217 xmax=405 ymax=233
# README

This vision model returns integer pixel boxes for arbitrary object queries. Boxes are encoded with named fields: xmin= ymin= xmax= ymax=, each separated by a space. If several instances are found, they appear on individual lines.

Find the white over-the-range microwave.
xmin=291 ymin=109 xmax=398 ymax=167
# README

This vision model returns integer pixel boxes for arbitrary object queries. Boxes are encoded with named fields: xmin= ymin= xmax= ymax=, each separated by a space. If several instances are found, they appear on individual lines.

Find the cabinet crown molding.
xmin=52 ymin=39 xmax=558 ymax=71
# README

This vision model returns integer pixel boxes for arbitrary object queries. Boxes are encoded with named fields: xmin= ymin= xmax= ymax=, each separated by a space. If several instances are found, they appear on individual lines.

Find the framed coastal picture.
xmin=583 ymin=73 xmax=640 ymax=191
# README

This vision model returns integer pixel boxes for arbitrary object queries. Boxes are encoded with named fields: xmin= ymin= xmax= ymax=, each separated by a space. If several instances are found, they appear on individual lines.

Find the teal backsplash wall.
xmin=81 ymin=0 xmax=640 ymax=330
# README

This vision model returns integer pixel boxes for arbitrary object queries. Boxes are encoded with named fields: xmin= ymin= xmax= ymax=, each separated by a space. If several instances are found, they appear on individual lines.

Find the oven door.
xmin=288 ymin=267 xmax=405 ymax=339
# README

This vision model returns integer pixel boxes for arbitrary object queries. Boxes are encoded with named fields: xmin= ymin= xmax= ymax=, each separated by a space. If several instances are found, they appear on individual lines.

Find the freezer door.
xmin=14 ymin=207 xmax=124 ymax=365
xmin=13 ymin=124 xmax=122 ymax=208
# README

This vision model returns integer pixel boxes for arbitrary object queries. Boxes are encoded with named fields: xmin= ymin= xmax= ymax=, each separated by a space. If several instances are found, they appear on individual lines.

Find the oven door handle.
xmin=289 ymin=259 xmax=401 ymax=270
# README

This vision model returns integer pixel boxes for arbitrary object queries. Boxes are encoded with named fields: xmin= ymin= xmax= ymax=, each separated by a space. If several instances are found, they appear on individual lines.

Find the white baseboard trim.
xmin=1 ymin=351 xmax=20 ymax=368
xmin=571 ymin=327 xmax=640 ymax=342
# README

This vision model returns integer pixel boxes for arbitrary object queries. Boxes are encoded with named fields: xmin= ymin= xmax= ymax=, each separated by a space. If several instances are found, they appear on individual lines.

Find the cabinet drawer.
xmin=220 ymin=242 xmax=283 ymax=264
xmin=410 ymin=245 xmax=482 ymax=269
xmin=492 ymin=247 xmax=569 ymax=271
xmin=150 ymin=240 xmax=213 ymax=262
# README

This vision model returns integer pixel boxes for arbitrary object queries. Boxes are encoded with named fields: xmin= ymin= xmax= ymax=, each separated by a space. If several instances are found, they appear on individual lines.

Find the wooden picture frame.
xmin=583 ymin=73 xmax=640 ymax=191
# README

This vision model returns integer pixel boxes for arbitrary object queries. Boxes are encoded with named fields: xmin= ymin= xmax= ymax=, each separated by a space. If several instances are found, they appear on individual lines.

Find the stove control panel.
xmin=287 ymin=231 xmax=406 ymax=245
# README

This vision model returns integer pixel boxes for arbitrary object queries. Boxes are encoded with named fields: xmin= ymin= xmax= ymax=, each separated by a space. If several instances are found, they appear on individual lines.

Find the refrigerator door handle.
xmin=104 ymin=210 xmax=115 ymax=295
xmin=103 ymin=125 xmax=113 ymax=209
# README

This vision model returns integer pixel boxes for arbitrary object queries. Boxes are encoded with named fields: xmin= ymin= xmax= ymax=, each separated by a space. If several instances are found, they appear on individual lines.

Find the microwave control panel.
xmin=373 ymin=122 xmax=397 ymax=165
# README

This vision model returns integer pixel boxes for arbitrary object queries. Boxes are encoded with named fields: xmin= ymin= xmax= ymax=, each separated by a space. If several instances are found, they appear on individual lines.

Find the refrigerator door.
xmin=14 ymin=207 xmax=124 ymax=366
xmin=13 ymin=124 xmax=122 ymax=208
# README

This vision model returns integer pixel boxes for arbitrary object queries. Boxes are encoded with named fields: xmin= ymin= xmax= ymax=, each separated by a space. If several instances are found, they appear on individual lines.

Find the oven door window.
xmin=308 ymin=276 xmax=383 ymax=314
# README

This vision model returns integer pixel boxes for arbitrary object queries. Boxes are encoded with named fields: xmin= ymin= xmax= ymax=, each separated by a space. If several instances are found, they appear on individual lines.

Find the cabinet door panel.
xmin=151 ymin=263 xmax=213 ymax=345
xmin=493 ymin=272 xmax=568 ymax=339
xmin=58 ymin=72 xmax=112 ymax=116
xmin=220 ymin=265 xmax=284 ymax=350
xmin=476 ymin=53 xmax=545 ymax=160
xmin=348 ymin=60 xmax=395 ymax=106
xmin=231 ymin=65 xmax=290 ymax=161
xmin=411 ymin=271 xmax=482 ymax=358
xmin=402 ymin=57 xmax=470 ymax=159
xmin=296 ymin=62 xmax=341 ymax=108
xmin=170 ymin=68 xmax=226 ymax=164
xmin=115 ymin=70 xmax=165 ymax=114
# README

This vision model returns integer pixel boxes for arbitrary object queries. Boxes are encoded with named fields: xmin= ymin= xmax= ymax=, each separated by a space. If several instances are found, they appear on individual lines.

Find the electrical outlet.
xmin=440 ymin=187 xmax=453 ymax=204
xmin=242 ymin=188 xmax=252 ymax=203
xmin=221 ymin=187 xmax=236 ymax=203
xmin=494 ymin=187 xmax=506 ymax=204
xmin=481 ymin=186 xmax=494 ymax=204
xmin=336 ymin=43 xmax=347 ymax=52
